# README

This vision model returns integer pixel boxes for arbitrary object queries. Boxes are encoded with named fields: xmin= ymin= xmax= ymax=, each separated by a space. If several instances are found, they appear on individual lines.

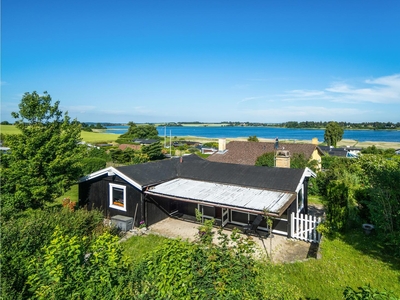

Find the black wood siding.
xmin=79 ymin=175 xmax=143 ymax=227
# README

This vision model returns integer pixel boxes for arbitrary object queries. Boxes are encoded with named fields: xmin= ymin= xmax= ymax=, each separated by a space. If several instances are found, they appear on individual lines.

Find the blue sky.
xmin=2 ymin=0 xmax=400 ymax=123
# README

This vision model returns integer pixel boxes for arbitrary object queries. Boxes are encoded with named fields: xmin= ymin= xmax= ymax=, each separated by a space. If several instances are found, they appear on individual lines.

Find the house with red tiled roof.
xmin=207 ymin=140 xmax=324 ymax=169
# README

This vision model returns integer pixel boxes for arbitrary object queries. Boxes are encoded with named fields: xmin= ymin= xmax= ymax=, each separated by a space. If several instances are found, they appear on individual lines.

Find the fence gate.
xmin=290 ymin=212 xmax=322 ymax=243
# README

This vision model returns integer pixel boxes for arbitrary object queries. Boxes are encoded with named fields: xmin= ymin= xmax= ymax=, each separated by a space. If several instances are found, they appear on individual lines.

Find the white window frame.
xmin=109 ymin=183 xmax=127 ymax=211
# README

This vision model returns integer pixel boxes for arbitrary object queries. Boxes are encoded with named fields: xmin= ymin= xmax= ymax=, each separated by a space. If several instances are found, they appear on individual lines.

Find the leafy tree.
xmin=255 ymin=152 xmax=274 ymax=167
xmin=141 ymin=142 xmax=164 ymax=160
xmin=203 ymin=142 xmax=218 ymax=148
xmin=119 ymin=122 xmax=160 ymax=141
xmin=81 ymin=157 xmax=107 ymax=175
xmin=255 ymin=152 xmax=318 ymax=171
xmin=324 ymin=121 xmax=344 ymax=147
xmin=0 ymin=91 xmax=85 ymax=217
xmin=248 ymin=135 xmax=259 ymax=142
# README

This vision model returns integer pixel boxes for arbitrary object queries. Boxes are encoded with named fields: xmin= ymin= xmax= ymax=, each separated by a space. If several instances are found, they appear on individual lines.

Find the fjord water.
xmin=105 ymin=126 xmax=400 ymax=143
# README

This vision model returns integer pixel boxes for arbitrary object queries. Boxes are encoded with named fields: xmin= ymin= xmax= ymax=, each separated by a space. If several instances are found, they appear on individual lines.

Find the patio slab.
xmin=142 ymin=217 xmax=318 ymax=263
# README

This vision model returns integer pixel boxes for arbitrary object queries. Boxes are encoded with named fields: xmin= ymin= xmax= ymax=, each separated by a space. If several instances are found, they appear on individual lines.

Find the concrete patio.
xmin=140 ymin=217 xmax=319 ymax=263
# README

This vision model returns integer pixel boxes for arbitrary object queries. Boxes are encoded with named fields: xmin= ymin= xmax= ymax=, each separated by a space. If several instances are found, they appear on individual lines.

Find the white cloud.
xmin=280 ymin=74 xmax=400 ymax=104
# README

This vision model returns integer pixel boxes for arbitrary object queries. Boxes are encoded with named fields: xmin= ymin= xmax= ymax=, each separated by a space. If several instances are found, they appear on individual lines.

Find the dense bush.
xmin=134 ymin=218 xmax=300 ymax=299
xmin=81 ymin=157 xmax=107 ymax=174
xmin=343 ymin=285 xmax=397 ymax=299
xmin=27 ymin=227 xmax=134 ymax=299
xmin=0 ymin=207 xmax=109 ymax=299
xmin=317 ymin=154 xmax=400 ymax=255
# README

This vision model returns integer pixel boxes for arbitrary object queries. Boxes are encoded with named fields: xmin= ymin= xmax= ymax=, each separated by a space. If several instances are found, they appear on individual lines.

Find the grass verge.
xmin=120 ymin=229 xmax=400 ymax=299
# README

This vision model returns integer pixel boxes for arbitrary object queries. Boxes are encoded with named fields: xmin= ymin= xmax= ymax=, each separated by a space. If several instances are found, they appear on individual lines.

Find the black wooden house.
xmin=79 ymin=155 xmax=315 ymax=237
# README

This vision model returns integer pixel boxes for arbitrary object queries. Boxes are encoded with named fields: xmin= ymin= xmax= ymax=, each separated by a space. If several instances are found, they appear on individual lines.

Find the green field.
xmin=0 ymin=125 xmax=119 ymax=144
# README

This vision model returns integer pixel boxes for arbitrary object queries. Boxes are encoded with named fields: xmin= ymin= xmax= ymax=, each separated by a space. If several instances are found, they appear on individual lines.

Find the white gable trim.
xmin=79 ymin=167 xmax=143 ymax=190
xmin=295 ymin=167 xmax=316 ymax=193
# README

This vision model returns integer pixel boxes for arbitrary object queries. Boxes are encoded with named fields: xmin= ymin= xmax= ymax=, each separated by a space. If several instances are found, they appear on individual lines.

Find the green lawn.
xmin=280 ymin=230 xmax=400 ymax=299
xmin=120 ymin=230 xmax=400 ymax=299
xmin=308 ymin=195 xmax=324 ymax=205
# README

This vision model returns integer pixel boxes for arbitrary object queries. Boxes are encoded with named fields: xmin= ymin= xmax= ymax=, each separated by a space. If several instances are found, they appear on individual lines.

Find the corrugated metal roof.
xmin=146 ymin=178 xmax=296 ymax=215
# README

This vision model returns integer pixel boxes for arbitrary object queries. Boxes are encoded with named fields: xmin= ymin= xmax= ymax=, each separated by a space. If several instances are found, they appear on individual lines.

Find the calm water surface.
xmin=105 ymin=126 xmax=400 ymax=143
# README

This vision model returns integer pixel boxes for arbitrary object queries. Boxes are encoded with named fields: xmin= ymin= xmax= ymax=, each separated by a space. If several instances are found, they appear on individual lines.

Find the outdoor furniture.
xmin=243 ymin=215 xmax=263 ymax=235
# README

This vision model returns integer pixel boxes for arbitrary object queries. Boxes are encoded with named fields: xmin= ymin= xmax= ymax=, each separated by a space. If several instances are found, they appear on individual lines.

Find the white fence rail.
xmin=290 ymin=212 xmax=322 ymax=243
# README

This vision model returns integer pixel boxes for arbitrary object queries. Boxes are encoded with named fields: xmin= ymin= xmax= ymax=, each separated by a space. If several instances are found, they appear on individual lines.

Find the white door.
xmin=222 ymin=208 xmax=229 ymax=227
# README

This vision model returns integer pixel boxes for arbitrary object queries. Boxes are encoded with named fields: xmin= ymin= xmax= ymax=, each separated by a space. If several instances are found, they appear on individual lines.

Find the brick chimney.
xmin=275 ymin=150 xmax=290 ymax=168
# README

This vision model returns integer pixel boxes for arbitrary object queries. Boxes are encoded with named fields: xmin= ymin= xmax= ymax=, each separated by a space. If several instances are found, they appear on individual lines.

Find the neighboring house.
xmin=0 ymin=146 xmax=11 ymax=153
xmin=319 ymin=146 xmax=361 ymax=158
xmin=207 ymin=140 xmax=324 ymax=169
xmin=118 ymin=144 xmax=141 ymax=151
xmin=133 ymin=139 xmax=160 ymax=145
xmin=79 ymin=154 xmax=316 ymax=237
xmin=199 ymin=147 xmax=218 ymax=154
xmin=395 ymin=149 xmax=400 ymax=155
xmin=173 ymin=141 xmax=200 ymax=147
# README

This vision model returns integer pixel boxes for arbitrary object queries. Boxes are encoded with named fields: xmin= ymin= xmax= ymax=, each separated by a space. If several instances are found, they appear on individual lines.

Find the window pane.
xmin=113 ymin=187 xmax=124 ymax=206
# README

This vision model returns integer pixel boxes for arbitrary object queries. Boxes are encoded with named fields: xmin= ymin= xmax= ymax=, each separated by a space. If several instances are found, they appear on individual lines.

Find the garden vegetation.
xmin=1 ymin=92 xmax=399 ymax=299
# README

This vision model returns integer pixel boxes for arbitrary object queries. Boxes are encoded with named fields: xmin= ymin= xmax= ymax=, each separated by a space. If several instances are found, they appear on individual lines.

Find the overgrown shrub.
xmin=27 ymin=227 xmax=134 ymax=299
xmin=81 ymin=157 xmax=107 ymax=174
xmin=343 ymin=285 xmax=397 ymax=299
xmin=0 ymin=207 xmax=109 ymax=299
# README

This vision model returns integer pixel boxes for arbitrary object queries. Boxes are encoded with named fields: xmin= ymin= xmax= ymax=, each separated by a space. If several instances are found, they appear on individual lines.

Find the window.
xmin=297 ymin=187 xmax=304 ymax=212
xmin=109 ymin=183 xmax=127 ymax=211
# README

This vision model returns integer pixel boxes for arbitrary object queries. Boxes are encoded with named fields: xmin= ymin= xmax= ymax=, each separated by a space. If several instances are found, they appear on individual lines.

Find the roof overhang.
xmin=145 ymin=178 xmax=296 ymax=217
xmin=79 ymin=167 xmax=143 ymax=190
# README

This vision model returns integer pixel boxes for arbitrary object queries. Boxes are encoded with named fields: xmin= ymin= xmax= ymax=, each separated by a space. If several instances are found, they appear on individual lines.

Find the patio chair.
xmin=243 ymin=215 xmax=263 ymax=235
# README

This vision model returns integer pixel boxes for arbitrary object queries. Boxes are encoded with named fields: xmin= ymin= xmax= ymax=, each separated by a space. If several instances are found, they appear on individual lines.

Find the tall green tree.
xmin=117 ymin=122 xmax=160 ymax=144
xmin=248 ymin=135 xmax=259 ymax=142
xmin=324 ymin=121 xmax=344 ymax=147
xmin=0 ymin=91 xmax=84 ymax=216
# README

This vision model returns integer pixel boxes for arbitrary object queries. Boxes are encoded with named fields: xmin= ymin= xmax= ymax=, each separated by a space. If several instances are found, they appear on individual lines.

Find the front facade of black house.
xmin=79 ymin=155 xmax=316 ymax=237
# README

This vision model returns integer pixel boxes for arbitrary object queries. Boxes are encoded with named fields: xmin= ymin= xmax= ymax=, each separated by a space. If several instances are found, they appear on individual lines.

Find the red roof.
xmin=207 ymin=141 xmax=321 ymax=165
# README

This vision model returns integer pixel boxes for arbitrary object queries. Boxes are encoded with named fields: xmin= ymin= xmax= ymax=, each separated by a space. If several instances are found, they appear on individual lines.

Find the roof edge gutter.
xmin=145 ymin=191 xmax=281 ymax=218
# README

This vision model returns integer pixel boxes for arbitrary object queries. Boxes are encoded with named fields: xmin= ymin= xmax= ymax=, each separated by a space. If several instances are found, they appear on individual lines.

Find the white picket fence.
xmin=290 ymin=212 xmax=322 ymax=243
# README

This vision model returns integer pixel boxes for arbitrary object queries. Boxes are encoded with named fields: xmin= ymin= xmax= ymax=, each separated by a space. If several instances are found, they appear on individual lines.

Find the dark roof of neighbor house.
xmin=114 ymin=154 xmax=308 ymax=192
xmin=133 ymin=139 xmax=160 ymax=145
xmin=207 ymin=141 xmax=323 ymax=165
xmin=320 ymin=146 xmax=358 ymax=157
